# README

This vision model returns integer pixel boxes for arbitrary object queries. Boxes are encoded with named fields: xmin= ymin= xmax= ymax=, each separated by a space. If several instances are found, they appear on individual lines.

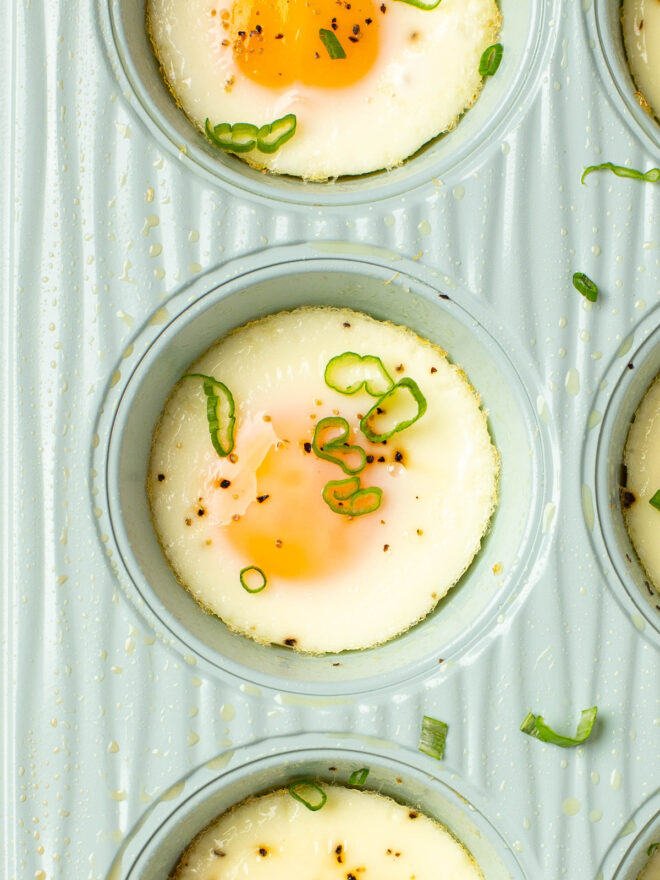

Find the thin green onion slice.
xmin=649 ymin=490 xmax=660 ymax=512
xmin=479 ymin=43 xmax=503 ymax=77
xmin=239 ymin=566 xmax=267 ymax=594
xmin=288 ymin=781 xmax=327 ymax=811
xmin=581 ymin=163 xmax=660 ymax=185
xmin=520 ymin=706 xmax=598 ymax=748
xmin=648 ymin=843 xmax=660 ymax=856
xmin=322 ymin=476 xmax=382 ymax=517
xmin=313 ymin=416 xmax=367 ymax=476
xmin=319 ymin=28 xmax=346 ymax=59
xmin=572 ymin=272 xmax=598 ymax=302
xmin=418 ymin=715 xmax=448 ymax=760
xmin=348 ymin=767 xmax=370 ymax=786
xmin=182 ymin=373 xmax=236 ymax=457
xmin=324 ymin=351 xmax=394 ymax=398
xmin=394 ymin=0 xmax=442 ymax=8
xmin=205 ymin=119 xmax=258 ymax=153
xmin=360 ymin=377 xmax=427 ymax=443
xmin=256 ymin=113 xmax=297 ymax=154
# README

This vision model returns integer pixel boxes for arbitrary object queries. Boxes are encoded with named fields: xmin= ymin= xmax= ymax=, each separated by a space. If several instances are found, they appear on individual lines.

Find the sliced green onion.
xmin=393 ymin=0 xmax=442 ymax=8
xmin=256 ymin=113 xmax=297 ymax=154
xmin=313 ymin=417 xmax=367 ymax=476
xmin=182 ymin=373 xmax=236 ymax=457
xmin=348 ymin=767 xmax=370 ymax=786
xmin=288 ymin=781 xmax=327 ymax=811
xmin=322 ymin=476 xmax=382 ymax=517
xmin=648 ymin=843 xmax=660 ymax=856
xmin=581 ymin=163 xmax=660 ymax=185
xmin=649 ymin=490 xmax=660 ymax=512
xmin=239 ymin=566 xmax=267 ymax=594
xmin=206 ymin=116 xmax=296 ymax=154
xmin=319 ymin=28 xmax=346 ymax=59
xmin=479 ymin=43 xmax=503 ymax=77
xmin=205 ymin=119 xmax=258 ymax=153
xmin=573 ymin=272 xmax=598 ymax=302
xmin=360 ymin=378 xmax=427 ymax=443
xmin=324 ymin=351 xmax=394 ymax=398
xmin=520 ymin=706 xmax=598 ymax=748
xmin=418 ymin=715 xmax=448 ymax=760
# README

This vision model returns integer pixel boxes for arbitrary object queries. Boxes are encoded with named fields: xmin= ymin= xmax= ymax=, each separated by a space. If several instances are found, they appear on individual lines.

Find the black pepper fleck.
xmin=303 ymin=441 xmax=312 ymax=453
xmin=185 ymin=518 xmax=192 ymax=526
xmin=408 ymin=811 xmax=418 ymax=819
xmin=220 ymin=478 xmax=231 ymax=488
xmin=197 ymin=508 xmax=205 ymax=517
xmin=258 ymin=847 xmax=268 ymax=857
xmin=366 ymin=454 xmax=374 ymax=463
xmin=257 ymin=494 xmax=270 ymax=503
xmin=394 ymin=451 xmax=403 ymax=462
xmin=157 ymin=473 xmax=165 ymax=481
xmin=284 ymin=637 xmax=297 ymax=646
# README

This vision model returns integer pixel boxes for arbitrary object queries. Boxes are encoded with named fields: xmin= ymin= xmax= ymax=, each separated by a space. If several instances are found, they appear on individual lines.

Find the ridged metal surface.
xmin=3 ymin=0 xmax=660 ymax=878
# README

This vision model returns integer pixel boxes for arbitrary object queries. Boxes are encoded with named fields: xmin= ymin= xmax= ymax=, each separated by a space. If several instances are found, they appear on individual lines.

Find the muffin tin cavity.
xmin=97 ymin=251 xmax=548 ymax=695
xmin=593 ymin=316 xmax=660 ymax=639
xmin=103 ymin=0 xmax=552 ymax=205
xmin=113 ymin=737 xmax=530 ymax=880
xmin=596 ymin=791 xmax=660 ymax=880
xmin=591 ymin=0 xmax=660 ymax=153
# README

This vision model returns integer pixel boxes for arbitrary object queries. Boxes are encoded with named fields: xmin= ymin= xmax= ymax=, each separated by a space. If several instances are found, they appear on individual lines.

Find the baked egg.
xmin=146 ymin=0 xmax=502 ymax=178
xmin=622 ymin=372 xmax=660 ymax=593
xmin=622 ymin=0 xmax=660 ymax=120
xmin=170 ymin=784 xmax=484 ymax=880
xmin=147 ymin=307 xmax=498 ymax=654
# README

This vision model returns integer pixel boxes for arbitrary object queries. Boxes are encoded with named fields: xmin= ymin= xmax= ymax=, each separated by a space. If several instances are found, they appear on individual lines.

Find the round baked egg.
xmin=170 ymin=784 xmax=484 ymax=880
xmin=622 ymin=372 xmax=660 ymax=593
xmin=146 ymin=0 xmax=502 ymax=179
xmin=147 ymin=307 xmax=499 ymax=654
xmin=622 ymin=0 xmax=660 ymax=121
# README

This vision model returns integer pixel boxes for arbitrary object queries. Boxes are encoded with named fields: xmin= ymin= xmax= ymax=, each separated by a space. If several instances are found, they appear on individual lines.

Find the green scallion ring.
xmin=348 ymin=767 xmax=370 ymax=786
xmin=572 ymin=272 xmax=598 ymax=302
xmin=479 ymin=43 xmax=503 ymax=77
xmin=288 ymin=781 xmax=328 ymax=811
xmin=649 ymin=490 xmax=660 ymax=512
xmin=239 ymin=566 xmax=267 ymax=594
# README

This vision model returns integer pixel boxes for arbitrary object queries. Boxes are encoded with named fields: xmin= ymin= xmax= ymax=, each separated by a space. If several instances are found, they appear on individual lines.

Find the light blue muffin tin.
xmin=2 ymin=0 xmax=660 ymax=878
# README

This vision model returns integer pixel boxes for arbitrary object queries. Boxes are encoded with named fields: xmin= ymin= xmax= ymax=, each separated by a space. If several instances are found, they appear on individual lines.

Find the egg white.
xmin=171 ymin=785 xmax=484 ymax=880
xmin=622 ymin=0 xmax=660 ymax=121
xmin=148 ymin=307 xmax=498 ymax=654
xmin=623 ymin=372 xmax=660 ymax=593
xmin=147 ymin=0 xmax=501 ymax=179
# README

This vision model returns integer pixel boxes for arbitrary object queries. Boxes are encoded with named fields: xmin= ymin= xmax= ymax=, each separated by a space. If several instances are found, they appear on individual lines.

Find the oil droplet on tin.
xmin=582 ymin=484 xmax=595 ymax=532
xmin=149 ymin=243 xmax=162 ymax=258
xmin=536 ymin=395 xmax=550 ymax=424
xmin=110 ymin=790 xmax=126 ymax=801
xmin=635 ymin=299 xmax=646 ymax=311
xmin=35 ymin=871 xmax=46 ymax=880
xmin=610 ymin=769 xmax=622 ymax=791
xmin=189 ymin=262 xmax=202 ymax=273
xmin=191 ymin=676 xmax=202 ymax=687
xmin=154 ymin=267 xmax=166 ymax=280
xmin=221 ymin=704 xmax=236 ymax=722
xmin=188 ymin=732 xmax=200 ymax=746
xmin=417 ymin=220 xmax=431 ymax=236
xmin=588 ymin=410 xmax=602 ymax=430
xmin=452 ymin=185 xmax=465 ymax=201
xmin=589 ymin=809 xmax=603 ymax=823
xmin=542 ymin=503 xmax=556 ymax=534
xmin=184 ymin=654 xmax=197 ymax=666
xmin=240 ymin=683 xmax=262 ymax=696
xmin=109 ymin=370 xmax=121 ymax=388
xmin=122 ymin=344 xmax=134 ymax=360
xmin=148 ymin=306 xmax=170 ymax=326
xmin=619 ymin=819 xmax=636 ymax=837
xmin=140 ymin=788 xmax=153 ymax=803
xmin=592 ymin=245 xmax=601 ymax=256
xmin=384 ymin=214 xmax=395 ymax=227
xmin=162 ymin=780 xmax=185 ymax=801
xmin=145 ymin=187 xmax=154 ymax=202
xmin=591 ymin=771 xmax=600 ymax=784
xmin=141 ymin=214 xmax=160 ymax=237
xmin=108 ymin=741 xmax=119 ymax=754
xmin=206 ymin=750 xmax=235 ymax=771
xmin=565 ymin=369 xmax=580 ymax=395
xmin=189 ymin=229 xmax=200 ymax=242
xmin=558 ymin=316 xmax=567 ymax=328
xmin=632 ymin=614 xmax=646 ymax=631
xmin=616 ymin=335 xmax=633 ymax=358
xmin=562 ymin=797 xmax=581 ymax=816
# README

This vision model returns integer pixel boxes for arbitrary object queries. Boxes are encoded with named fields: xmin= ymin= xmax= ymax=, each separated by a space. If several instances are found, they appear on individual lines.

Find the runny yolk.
xmin=219 ymin=0 xmax=381 ymax=89
xmin=224 ymin=422 xmax=376 ymax=581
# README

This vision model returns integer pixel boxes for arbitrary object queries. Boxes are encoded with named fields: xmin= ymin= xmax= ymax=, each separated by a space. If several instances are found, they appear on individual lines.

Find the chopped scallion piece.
xmin=360 ymin=377 xmax=427 ymax=443
xmin=418 ymin=715 xmax=448 ymax=760
xmin=319 ymin=28 xmax=346 ymax=59
xmin=648 ymin=843 xmax=660 ymax=856
xmin=581 ymin=163 xmax=660 ymax=185
xmin=649 ymin=491 xmax=660 ymax=512
xmin=322 ymin=476 xmax=383 ymax=517
xmin=393 ymin=0 xmax=442 ymax=8
xmin=572 ymin=272 xmax=598 ymax=302
xmin=348 ymin=767 xmax=370 ymax=786
xmin=182 ymin=373 xmax=236 ymax=457
xmin=288 ymin=781 xmax=327 ymax=811
xmin=239 ymin=566 xmax=267 ymax=594
xmin=206 ymin=115 xmax=296 ymax=154
xmin=324 ymin=351 xmax=394 ymax=397
xmin=479 ymin=43 xmax=503 ymax=77
xmin=520 ymin=706 xmax=598 ymax=748
xmin=313 ymin=417 xmax=367 ymax=475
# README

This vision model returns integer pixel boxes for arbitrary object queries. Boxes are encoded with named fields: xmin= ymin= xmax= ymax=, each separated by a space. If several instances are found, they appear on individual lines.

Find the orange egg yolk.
xmin=217 ymin=0 xmax=381 ymax=89
xmin=223 ymin=418 xmax=382 ymax=581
